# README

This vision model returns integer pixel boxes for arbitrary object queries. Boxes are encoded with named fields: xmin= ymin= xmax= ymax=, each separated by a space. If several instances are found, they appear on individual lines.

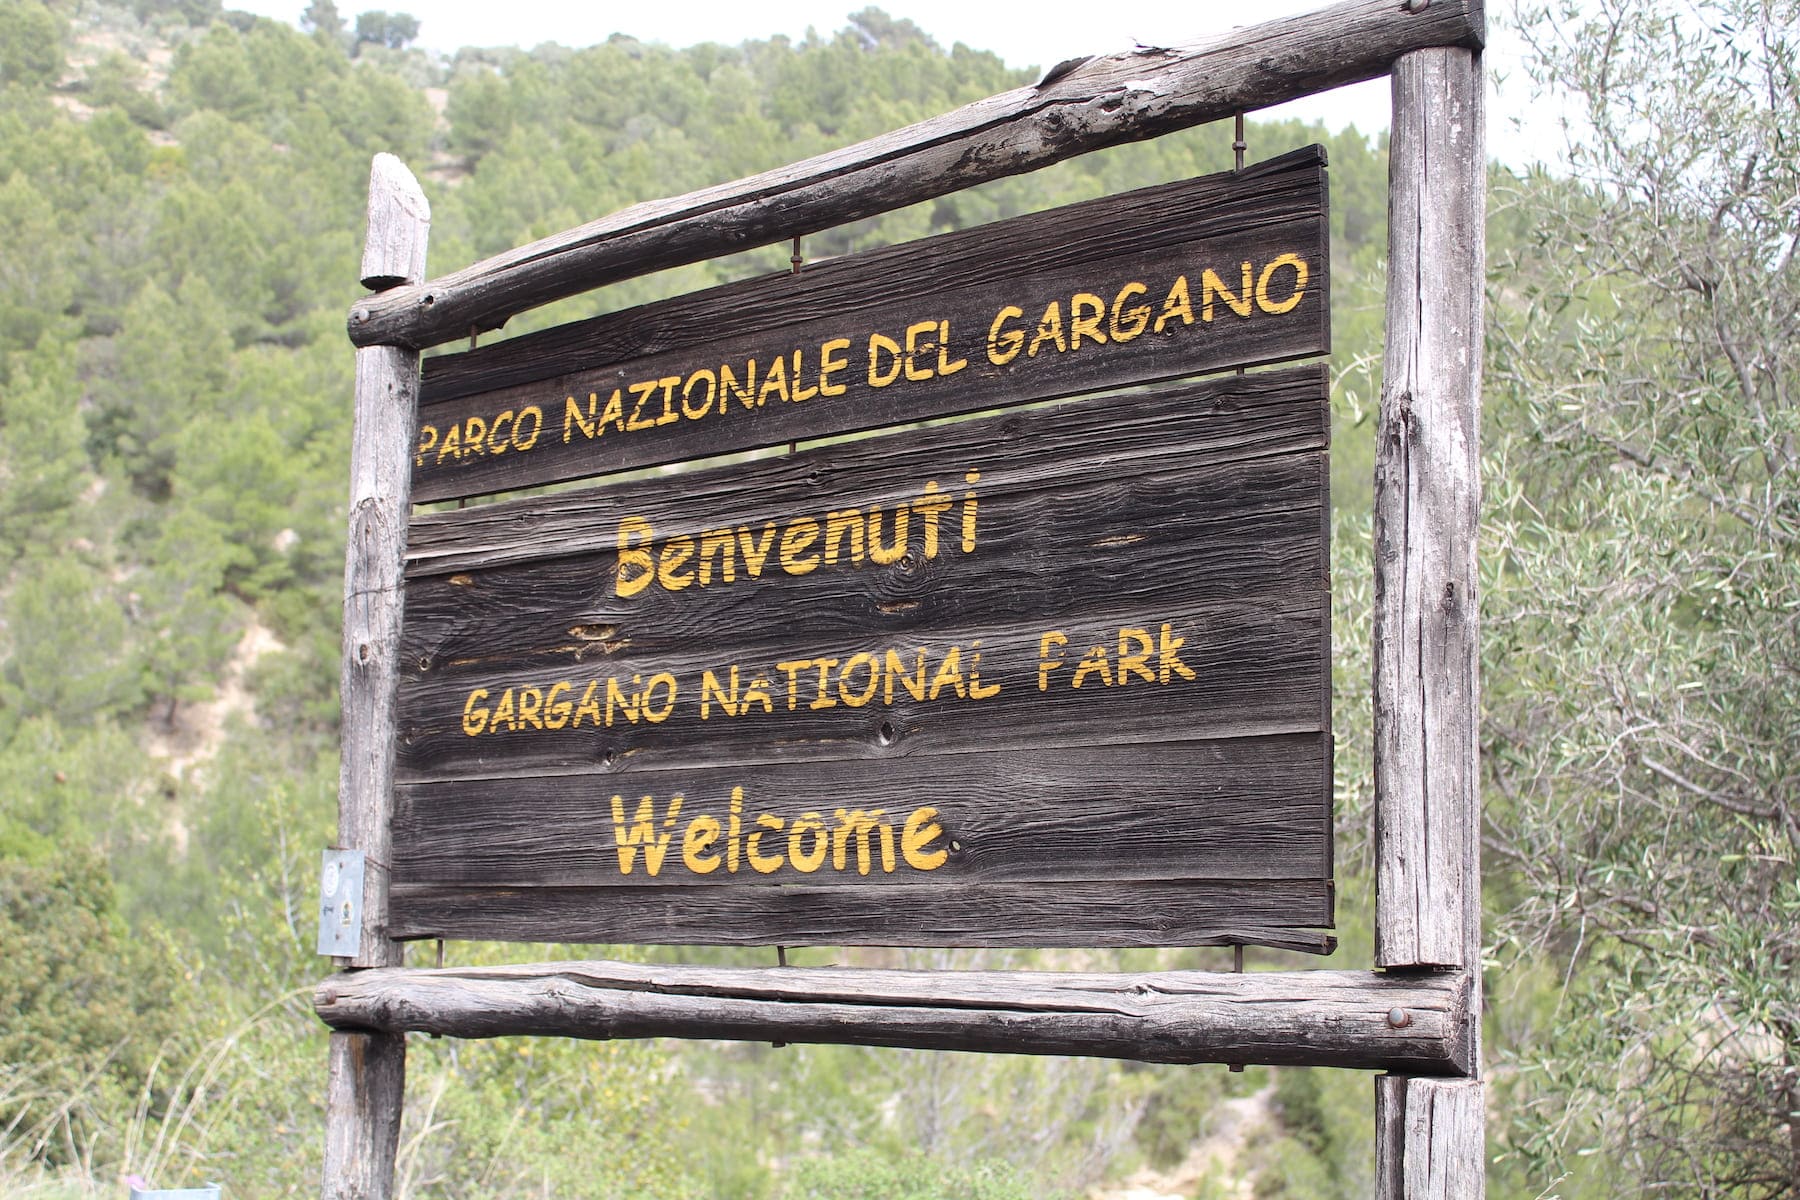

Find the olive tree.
xmin=1484 ymin=1 xmax=1799 ymax=1195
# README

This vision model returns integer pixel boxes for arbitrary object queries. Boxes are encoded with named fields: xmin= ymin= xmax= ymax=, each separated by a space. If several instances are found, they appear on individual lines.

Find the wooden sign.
xmin=410 ymin=146 xmax=1330 ymax=503
xmin=390 ymin=365 xmax=1332 ymax=949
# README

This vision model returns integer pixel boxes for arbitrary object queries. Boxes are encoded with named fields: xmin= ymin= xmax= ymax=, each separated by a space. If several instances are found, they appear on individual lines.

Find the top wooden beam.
xmin=346 ymin=0 xmax=1483 ymax=350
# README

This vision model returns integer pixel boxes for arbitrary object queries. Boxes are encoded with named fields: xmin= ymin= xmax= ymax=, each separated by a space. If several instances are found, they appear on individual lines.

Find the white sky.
xmin=233 ymin=0 xmax=1560 ymax=167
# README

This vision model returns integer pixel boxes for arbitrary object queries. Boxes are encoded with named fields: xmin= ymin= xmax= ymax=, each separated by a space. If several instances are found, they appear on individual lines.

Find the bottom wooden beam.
xmin=315 ymin=962 xmax=1473 ymax=1075
xmin=322 ymin=1030 xmax=406 ymax=1200
xmin=1376 ymin=1075 xmax=1485 ymax=1199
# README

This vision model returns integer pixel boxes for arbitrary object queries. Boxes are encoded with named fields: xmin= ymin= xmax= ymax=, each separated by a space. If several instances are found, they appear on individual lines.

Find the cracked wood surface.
xmin=315 ymin=962 xmax=1473 ymax=1074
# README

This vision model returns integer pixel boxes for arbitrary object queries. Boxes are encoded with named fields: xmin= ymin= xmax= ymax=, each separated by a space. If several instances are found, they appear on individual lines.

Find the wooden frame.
xmin=322 ymin=3 xmax=1485 ymax=1197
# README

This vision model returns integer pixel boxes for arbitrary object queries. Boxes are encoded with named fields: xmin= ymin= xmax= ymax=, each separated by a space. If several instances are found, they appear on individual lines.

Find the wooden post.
xmin=1373 ymin=45 xmax=1485 ymax=1198
xmin=323 ymin=152 xmax=429 ymax=1200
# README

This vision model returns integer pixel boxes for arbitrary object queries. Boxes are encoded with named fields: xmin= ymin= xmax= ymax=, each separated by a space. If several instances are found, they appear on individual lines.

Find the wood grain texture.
xmin=314 ymin=963 xmax=1472 ymax=1074
xmin=345 ymin=0 xmax=1483 ymax=350
xmin=1373 ymin=48 xmax=1484 ymax=975
xmin=389 ymin=368 xmax=1331 ymax=949
xmin=393 ymin=735 xmax=1331 ymax=887
xmin=321 ymin=1031 xmax=405 ymax=1200
xmin=359 ymin=154 xmax=429 ymax=290
xmin=340 ymin=156 xmax=430 ymax=971
xmin=397 ymin=369 xmax=1331 ymax=781
xmin=323 ymin=154 xmax=426 ymax=1200
xmin=1376 ymin=1076 xmax=1487 ymax=1199
xmin=388 ymin=878 xmax=1332 ymax=950
xmin=407 ymin=152 xmax=1328 ymax=500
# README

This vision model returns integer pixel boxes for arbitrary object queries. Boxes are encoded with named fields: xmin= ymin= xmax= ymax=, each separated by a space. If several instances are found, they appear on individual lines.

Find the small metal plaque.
xmin=316 ymin=848 xmax=364 ymax=957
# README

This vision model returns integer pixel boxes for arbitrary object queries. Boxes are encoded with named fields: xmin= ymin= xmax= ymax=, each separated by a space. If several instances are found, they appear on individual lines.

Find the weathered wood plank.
xmin=1373 ymin=49 xmax=1484 ymax=975
xmin=314 ymin=963 xmax=1471 ymax=1074
xmin=394 ymin=370 xmax=1328 ymax=778
xmin=1376 ymin=1076 xmax=1487 ymax=1199
xmin=322 ymin=153 xmax=428 ymax=1200
xmin=339 ymin=154 xmax=429 ymax=971
xmin=346 ymin=0 xmax=1483 ymax=350
xmin=397 ymin=596 xmax=1325 ymax=781
xmin=387 ymin=878 xmax=1332 ymax=949
xmin=1374 ymin=45 xmax=1485 ymax=1200
xmin=406 ymin=153 xmax=1328 ymax=499
xmin=406 ymin=365 xmax=1328 ymax=576
xmin=322 ymin=1031 xmax=405 ymax=1200
xmin=393 ymin=734 xmax=1330 ymax=888
xmin=422 ymin=150 xmax=1326 ymax=405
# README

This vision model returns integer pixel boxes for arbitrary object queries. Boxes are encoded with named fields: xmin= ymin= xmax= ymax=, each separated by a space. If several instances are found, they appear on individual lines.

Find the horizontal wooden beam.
xmin=346 ymin=0 xmax=1484 ymax=351
xmin=315 ymin=962 xmax=1474 ymax=1074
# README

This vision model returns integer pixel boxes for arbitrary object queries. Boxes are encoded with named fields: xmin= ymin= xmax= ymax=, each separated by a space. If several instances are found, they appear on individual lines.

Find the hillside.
xmin=3 ymin=1 xmax=1794 ymax=1197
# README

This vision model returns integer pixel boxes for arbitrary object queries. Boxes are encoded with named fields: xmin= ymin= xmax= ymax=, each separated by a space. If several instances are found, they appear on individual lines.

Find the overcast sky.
xmin=230 ymin=0 xmax=1559 ymax=167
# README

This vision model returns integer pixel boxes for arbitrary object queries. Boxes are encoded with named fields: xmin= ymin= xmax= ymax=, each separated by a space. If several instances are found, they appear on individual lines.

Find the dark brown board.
xmin=410 ymin=148 xmax=1328 ymax=501
xmin=388 ymin=878 xmax=1334 ymax=950
xmin=396 ymin=368 xmax=1329 ymax=782
xmin=390 ymin=368 xmax=1331 ymax=949
xmin=393 ymin=734 xmax=1330 ymax=889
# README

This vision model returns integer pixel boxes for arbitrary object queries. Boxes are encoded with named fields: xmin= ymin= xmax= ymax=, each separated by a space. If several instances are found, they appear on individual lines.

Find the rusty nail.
xmin=1387 ymin=1007 xmax=1412 ymax=1028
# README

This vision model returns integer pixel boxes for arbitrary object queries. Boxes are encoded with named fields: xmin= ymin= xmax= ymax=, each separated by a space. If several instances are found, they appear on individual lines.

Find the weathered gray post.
xmin=322 ymin=152 xmax=429 ymax=1200
xmin=1372 ymin=45 xmax=1486 ymax=1197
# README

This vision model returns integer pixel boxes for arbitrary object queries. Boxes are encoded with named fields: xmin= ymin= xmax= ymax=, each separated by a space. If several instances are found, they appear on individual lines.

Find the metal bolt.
xmin=320 ymin=988 xmax=337 ymax=1005
xmin=1387 ymin=1007 xmax=1413 ymax=1028
xmin=1404 ymin=0 xmax=1430 ymax=10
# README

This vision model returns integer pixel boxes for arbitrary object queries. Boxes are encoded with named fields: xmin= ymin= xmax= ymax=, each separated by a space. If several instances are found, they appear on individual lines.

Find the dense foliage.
xmin=0 ymin=0 xmax=1790 ymax=1196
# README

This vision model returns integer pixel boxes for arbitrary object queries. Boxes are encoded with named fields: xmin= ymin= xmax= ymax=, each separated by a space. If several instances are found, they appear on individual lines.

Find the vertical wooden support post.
xmin=323 ymin=152 xmax=429 ymax=1200
xmin=1373 ymin=45 xmax=1485 ymax=1198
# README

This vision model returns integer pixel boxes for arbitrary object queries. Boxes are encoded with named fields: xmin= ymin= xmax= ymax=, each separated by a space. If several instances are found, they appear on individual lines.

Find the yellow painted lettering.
xmin=747 ymin=814 xmax=785 ymax=874
xmin=682 ymin=815 xmax=723 ymax=874
xmin=779 ymin=518 xmax=821 ymax=575
xmin=721 ymin=360 xmax=758 ymax=410
xmin=787 ymin=813 xmax=828 ymax=873
xmin=460 ymin=688 xmax=490 ymax=735
xmin=929 ymin=646 xmax=966 ymax=700
xmin=1155 ymin=275 xmax=1193 ymax=332
xmin=415 ymin=423 xmax=439 ymax=466
xmin=737 ymin=523 xmax=776 ymax=577
xmin=1071 ymin=643 xmax=1113 ymax=689
xmin=824 ymin=509 xmax=865 ymax=564
xmin=1068 ymin=292 xmax=1108 ymax=348
xmin=544 ymin=681 xmax=572 ymax=729
xmin=1117 ymin=627 xmax=1156 ymax=684
xmin=657 ymin=535 xmax=696 ymax=591
xmin=1256 ymin=253 xmax=1308 ymax=314
xmin=867 ymin=333 xmax=903 ymax=387
xmin=789 ymin=349 xmax=819 ymax=402
xmin=867 ymin=506 xmax=910 ymax=566
xmin=1201 ymin=263 xmax=1255 ymax=322
xmin=1159 ymin=623 xmax=1197 ymax=683
xmin=884 ymin=648 xmax=928 ymax=703
xmin=680 ymin=369 xmax=717 ymax=420
xmin=903 ymin=319 xmax=938 ymax=382
xmin=901 ymin=806 xmax=948 ymax=871
xmin=987 ymin=305 xmax=1025 ymax=365
xmin=700 ymin=666 xmax=742 ymax=719
xmin=626 ymin=380 xmax=660 ymax=431
xmin=697 ymin=528 xmax=737 ymax=586
xmin=516 ymin=686 xmax=544 ymax=730
xmin=614 ymin=516 xmax=656 ymax=598
xmin=818 ymin=337 xmax=851 ymax=396
xmin=1037 ymin=630 xmax=1069 ymax=690
xmin=640 ymin=672 xmax=677 ymax=722
xmin=1110 ymin=282 xmax=1151 ymax=342
xmin=1027 ymin=300 xmax=1066 ymax=357
xmin=838 ymin=652 xmax=880 ymax=707
xmin=757 ymin=354 xmax=790 ymax=406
